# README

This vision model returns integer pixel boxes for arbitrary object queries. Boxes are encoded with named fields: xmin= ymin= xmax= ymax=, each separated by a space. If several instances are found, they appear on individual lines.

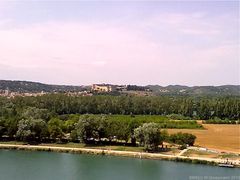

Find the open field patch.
xmin=77 ymin=114 xmax=203 ymax=129
xmin=168 ymin=124 xmax=240 ymax=153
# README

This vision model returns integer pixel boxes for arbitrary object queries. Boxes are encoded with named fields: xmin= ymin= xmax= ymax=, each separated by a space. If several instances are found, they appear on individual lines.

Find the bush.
xmin=204 ymin=119 xmax=236 ymax=124
xmin=167 ymin=114 xmax=191 ymax=120
xmin=169 ymin=132 xmax=196 ymax=146
xmin=179 ymin=144 xmax=187 ymax=150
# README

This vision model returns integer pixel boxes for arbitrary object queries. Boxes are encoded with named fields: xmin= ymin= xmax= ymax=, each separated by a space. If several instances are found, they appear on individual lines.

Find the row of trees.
xmin=0 ymin=114 xmax=196 ymax=151
xmin=0 ymin=94 xmax=238 ymax=140
xmin=1 ymin=94 xmax=239 ymax=120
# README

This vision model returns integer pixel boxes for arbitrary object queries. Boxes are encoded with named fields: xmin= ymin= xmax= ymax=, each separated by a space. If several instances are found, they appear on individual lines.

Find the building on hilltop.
xmin=92 ymin=84 xmax=113 ymax=92
xmin=92 ymin=84 xmax=127 ymax=93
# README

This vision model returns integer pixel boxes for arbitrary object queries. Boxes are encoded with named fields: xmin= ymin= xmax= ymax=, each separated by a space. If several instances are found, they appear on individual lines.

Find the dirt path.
xmin=0 ymin=144 xmax=239 ymax=167
xmin=178 ymin=148 xmax=188 ymax=156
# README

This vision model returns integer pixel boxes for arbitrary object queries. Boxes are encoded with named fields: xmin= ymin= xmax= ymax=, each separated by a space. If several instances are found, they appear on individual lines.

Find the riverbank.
xmin=0 ymin=143 xmax=239 ymax=168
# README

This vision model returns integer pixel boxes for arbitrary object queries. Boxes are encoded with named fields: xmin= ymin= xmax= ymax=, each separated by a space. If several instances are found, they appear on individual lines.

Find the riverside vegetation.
xmin=0 ymin=94 xmax=239 ymax=152
xmin=0 ymin=113 xmax=196 ymax=151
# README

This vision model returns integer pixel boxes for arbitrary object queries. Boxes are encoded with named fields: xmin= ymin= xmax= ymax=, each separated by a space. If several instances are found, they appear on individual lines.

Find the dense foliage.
xmin=126 ymin=85 xmax=149 ymax=91
xmin=16 ymin=118 xmax=48 ymax=142
xmin=134 ymin=123 xmax=163 ymax=151
xmin=0 ymin=94 xmax=238 ymax=139
xmin=0 ymin=94 xmax=237 ymax=151
xmin=1 ymin=94 xmax=239 ymax=119
xmin=0 ymin=80 xmax=87 ymax=93
xmin=168 ymin=132 xmax=196 ymax=146
xmin=0 ymin=111 xmax=197 ymax=151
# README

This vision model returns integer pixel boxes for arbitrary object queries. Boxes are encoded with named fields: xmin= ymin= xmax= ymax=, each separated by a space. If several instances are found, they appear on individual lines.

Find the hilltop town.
xmin=0 ymin=80 xmax=239 ymax=98
xmin=0 ymin=82 xmax=152 ymax=98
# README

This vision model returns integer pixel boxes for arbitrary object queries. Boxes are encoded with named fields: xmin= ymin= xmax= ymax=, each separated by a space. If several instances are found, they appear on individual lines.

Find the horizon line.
xmin=0 ymin=79 xmax=239 ymax=87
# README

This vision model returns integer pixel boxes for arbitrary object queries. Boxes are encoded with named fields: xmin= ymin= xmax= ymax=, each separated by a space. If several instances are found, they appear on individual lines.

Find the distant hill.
xmin=0 ymin=80 xmax=239 ymax=96
xmin=0 ymin=80 xmax=89 ymax=93
xmin=147 ymin=85 xmax=240 ymax=96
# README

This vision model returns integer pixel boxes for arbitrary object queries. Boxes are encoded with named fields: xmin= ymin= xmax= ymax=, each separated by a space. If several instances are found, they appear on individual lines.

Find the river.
xmin=0 ymin=150 xmax=239 ymax=180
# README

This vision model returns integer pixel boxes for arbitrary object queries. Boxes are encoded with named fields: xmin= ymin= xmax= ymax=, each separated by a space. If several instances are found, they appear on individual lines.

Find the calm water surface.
xmin=0 ymin=150 xmax=239 ymax=180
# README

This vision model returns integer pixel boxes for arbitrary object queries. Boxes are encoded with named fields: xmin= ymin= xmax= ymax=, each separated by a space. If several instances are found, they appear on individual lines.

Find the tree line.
xmin=0 ymin=94 xmax=238 ymax=140
xmin=1 ymin=94 xmax=239 ymax=119
xmin=0 ymin=111 xmax=196 ymax=151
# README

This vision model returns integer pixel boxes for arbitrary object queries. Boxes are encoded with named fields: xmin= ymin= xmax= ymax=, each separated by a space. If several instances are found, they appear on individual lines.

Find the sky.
xmin=0 ymin=1 xmax=239 ymax=86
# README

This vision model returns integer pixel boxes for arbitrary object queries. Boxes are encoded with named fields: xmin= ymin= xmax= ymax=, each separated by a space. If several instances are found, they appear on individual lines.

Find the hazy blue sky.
xmin=0 ymin=1 xmax=239 ymax=86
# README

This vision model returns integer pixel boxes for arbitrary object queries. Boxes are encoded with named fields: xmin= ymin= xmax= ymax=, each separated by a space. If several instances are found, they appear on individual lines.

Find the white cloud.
xmin=0 ymin=11 xmax=238 ymax=85
xmin=0 ymin=21 xmax=165 ymax=84
xmin=91 ymin=61 xmax=107 ymax=67
xmin=180 ymin=28 xmax=220 ymax=35
xmin=0 ymin=1 xmax=13 ymax=17
xmin=0 ymin=18 xmax=12 ymax=26
xmin=142 ymin=12 xmax=225 ymax=37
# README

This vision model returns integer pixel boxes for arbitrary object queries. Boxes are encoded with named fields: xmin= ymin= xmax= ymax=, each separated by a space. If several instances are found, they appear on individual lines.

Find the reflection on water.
xmin=0 ymin=150 xmax=239 ymax=180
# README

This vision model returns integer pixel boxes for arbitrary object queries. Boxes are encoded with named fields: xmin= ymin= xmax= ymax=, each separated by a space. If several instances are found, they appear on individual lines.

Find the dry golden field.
xmin=168 ymin=124 xmax=240 ymax=153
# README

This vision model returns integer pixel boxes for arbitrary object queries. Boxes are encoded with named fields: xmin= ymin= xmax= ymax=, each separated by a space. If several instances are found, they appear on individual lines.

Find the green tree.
xmin=22 ymin=107 xmax=51 ymax=121
xmin=48 ymin=118 xmax=64 ymax=140
xmin=169 ymin=132 xmax=196 ymax=146
xmin=16 ymin=118 xmax=48 ymax=142
xmin=62 ymin=119 xmax=77 ymax=134
xmin=134 ymin=123 xmax=162 ymax=151
xmin=75 ymin=115 xmax=107 ymax=143
xmin=0 ymin=118 xmax=6 ymax=137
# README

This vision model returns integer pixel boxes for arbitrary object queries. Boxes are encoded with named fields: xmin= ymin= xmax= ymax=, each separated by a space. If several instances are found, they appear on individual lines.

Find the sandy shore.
xmin=0 ymin=143 xmax=239 ymax=167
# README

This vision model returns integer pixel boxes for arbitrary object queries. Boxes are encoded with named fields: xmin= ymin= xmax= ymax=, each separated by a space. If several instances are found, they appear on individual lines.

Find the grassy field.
xmin=218 ymin=153 xmax=240 ymax=160
xmin=168 ymin=124 xmax=240 ymax=153
xmin=0 ymin=142 xmax=145 ymax=152
xmin=182 ymin=149 xmax=240 ymax=160
xmin=183 ymin=149 xmax=219 ymax=158
xmin=75 ymin=114 xmax=203 ymax=129
xmin=41 ymin=143 xmax=145 ymax=152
